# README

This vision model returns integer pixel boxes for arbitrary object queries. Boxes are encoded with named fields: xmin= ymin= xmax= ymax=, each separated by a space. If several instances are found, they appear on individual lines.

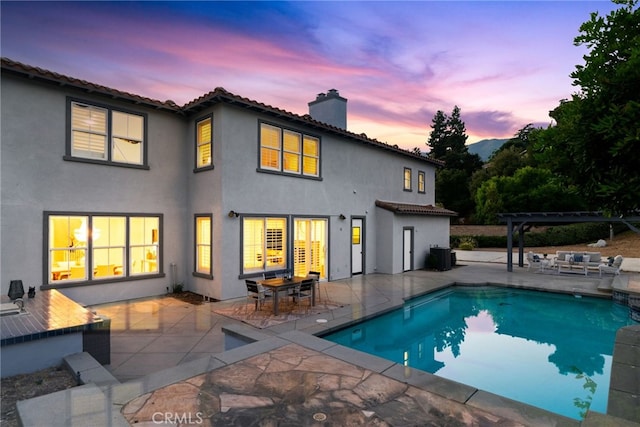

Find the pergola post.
xmin=518 ymin=224 xmax=525 ymax=267
xmin=506 ymin=217 xmax=513 ymax=272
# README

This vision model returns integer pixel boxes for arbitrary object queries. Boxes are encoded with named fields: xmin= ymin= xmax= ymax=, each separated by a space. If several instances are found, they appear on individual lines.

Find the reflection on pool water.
xmin=322 ymin=286 xmax=637 ymax=420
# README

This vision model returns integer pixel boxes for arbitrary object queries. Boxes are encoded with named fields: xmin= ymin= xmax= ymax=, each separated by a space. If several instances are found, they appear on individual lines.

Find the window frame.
xmin=194 ymin=114 xmax=214 ymax=172
xmin=418 ymin=170 xmax=426 ymax=193
xmin=403 ymin=167 xmax=412 ymax=191
xmin=65 ymin=97 xmax=149 ymax=170
xmin=193 ymin=214 xmax=213 ymax=279
xmin=258 ymin=121 xmax=321 ymax=180
xmin=240 ymin=215 xmax=288 ymax=277
xmin=43 ymin=211 xmax=163 ymax=288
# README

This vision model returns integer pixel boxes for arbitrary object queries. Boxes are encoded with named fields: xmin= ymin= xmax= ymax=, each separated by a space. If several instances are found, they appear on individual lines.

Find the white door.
xmin=351 ymin=218 xmax=363 ymax=275
xmin=403 ymin=228 xmax=413 ymax=271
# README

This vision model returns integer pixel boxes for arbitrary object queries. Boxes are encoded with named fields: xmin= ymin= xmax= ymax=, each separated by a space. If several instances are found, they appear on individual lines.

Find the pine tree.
xmin=426 ymin=106 xmax=482 ymax=220
xmin=427 ymin=110 xmax=449 ymax=159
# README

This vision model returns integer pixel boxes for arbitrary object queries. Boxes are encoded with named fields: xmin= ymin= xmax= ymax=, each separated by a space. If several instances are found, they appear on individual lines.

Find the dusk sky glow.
xmin=1 ymin=1 xmax=618 ymax=150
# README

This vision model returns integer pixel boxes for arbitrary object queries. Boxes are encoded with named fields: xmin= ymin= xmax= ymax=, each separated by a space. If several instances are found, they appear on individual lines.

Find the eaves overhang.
xmin=1 ymin=57 xmax=444 ymax=167
xmin=375 ymin=200 xmax=458 ymax=217
xmin=1 ymin=57 xmax=180 ymax=113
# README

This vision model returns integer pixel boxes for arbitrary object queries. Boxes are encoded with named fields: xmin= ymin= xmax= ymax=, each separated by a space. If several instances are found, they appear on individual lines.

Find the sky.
xmin=0 ymin=1 xmax=618 ymax=150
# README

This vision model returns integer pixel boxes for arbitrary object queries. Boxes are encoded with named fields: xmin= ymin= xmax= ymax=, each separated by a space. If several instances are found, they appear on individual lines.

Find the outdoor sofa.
xmin=553 ymin=251 xmax=604 ymax=276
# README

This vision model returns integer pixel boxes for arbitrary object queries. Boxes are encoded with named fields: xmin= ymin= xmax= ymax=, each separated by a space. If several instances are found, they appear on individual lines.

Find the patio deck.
xmin=15 ymin=260 xmax=640 ymax=426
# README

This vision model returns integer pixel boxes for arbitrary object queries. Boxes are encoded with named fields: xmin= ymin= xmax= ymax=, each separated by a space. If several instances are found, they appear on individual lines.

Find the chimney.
xmin=308 ymin=89 xmax=347 ymax=129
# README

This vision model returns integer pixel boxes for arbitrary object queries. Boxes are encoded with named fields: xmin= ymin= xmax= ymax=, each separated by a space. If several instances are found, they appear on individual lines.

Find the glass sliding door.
xmin=293 ymin=218 xmax=327 ymax=278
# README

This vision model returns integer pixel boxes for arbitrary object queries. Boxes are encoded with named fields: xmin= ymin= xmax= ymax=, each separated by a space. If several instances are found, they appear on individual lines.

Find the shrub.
xmin=450 ymin=222 xmax=631 ymax=249
xmin=457 ymin=236 xmax=477 ymax=251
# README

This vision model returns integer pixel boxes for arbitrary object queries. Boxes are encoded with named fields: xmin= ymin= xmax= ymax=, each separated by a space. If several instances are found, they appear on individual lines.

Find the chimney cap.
xmin=310 ymin=89 xmax=347 ymax=105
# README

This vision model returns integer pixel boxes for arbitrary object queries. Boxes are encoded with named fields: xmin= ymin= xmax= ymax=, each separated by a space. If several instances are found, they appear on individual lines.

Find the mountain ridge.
xmin=467 ymin=138 xmax=509 ymax=161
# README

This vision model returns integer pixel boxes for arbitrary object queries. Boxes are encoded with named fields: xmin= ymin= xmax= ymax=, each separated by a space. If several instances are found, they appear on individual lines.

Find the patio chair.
xmin=599 ymin=255 xmax=623 ymax=278
xmin=263 ymin=271 xmax=277 ymax=279
xmin=246 ymin=279 xmax=272 ymax=311
xmin=526 ymin=252 xmax=543 ymax=272
xmin=292 ymin=279 xmax=315 ymax=308
xmin=308 ymin=271 xmax=321 ymax=301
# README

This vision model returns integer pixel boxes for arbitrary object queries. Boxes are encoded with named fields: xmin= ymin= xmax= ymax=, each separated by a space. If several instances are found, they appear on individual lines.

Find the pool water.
xmin=323 ymin=286 xmax=636 ymax=420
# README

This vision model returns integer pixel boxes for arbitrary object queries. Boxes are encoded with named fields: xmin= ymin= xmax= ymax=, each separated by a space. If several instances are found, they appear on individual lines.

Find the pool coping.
xmin=16 ymin=274 xmax=640 ymax=426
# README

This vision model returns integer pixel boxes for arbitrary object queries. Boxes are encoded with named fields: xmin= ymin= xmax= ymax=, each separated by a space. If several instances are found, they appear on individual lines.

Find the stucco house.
xmin=1 ymin=58 xmax=456 ymax=306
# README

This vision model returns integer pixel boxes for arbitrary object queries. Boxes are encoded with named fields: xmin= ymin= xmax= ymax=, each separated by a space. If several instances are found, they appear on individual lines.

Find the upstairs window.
xmin=259 ymin=122 xmax=320 ymax=178
xmin=68 ymin=99 xmax=147 ymax=168
xmin=418 ymin=171 xmax=425 ymax=193
xmin=195 ymin=116 xmax=213 ymax=170
xmin=404 ymin=167 xmax=412 ymax=191
xmin=302 ymin=135 xmax=319 ymax=176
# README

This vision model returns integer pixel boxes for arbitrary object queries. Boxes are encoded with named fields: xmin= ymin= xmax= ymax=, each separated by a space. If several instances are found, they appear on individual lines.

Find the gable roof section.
xmin=1 ymin=57 xmax=443 ymax=167
xmin=376 ymin=200 xmax=457 ymax=217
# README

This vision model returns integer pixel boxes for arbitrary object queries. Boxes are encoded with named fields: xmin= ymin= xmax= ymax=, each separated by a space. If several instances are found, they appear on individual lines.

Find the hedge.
xmin=451 ymin=223 xmax=632 ymax=249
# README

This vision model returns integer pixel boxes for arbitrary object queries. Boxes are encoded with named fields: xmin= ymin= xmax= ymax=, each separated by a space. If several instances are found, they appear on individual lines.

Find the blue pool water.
xmin=323 ymin=286 xmax=636 ymax=420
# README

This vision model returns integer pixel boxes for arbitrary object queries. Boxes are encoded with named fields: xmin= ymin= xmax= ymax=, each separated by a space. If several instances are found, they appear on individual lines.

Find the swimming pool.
xmin=322 ymin=286 xmax=636 ymax=420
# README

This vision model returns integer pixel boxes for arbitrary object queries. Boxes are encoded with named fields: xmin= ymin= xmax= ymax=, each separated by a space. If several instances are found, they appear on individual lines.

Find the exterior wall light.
xmin=228 ymin=210 xmax=239 ymax=218
xmin=339 ymin=214 xmax=346 ymax=220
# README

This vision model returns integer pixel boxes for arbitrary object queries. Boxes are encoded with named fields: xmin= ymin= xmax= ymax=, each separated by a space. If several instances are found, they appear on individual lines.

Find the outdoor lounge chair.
xmin=526 ymin=252 xmax=543 ymax=272
xmin=599 ymin=255 xmax=623 ymax=277
xmin=246 ymin=279 xmax=272 ymax=311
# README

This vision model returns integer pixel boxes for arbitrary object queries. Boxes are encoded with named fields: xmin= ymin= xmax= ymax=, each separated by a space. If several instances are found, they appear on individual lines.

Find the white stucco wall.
xmin=1 ymin=71 xmax=451 ymax=304
xmin=1 ymin=76 xmax=188 ymax=305
xmin=186 ymin=104 xmax=447 ymax=300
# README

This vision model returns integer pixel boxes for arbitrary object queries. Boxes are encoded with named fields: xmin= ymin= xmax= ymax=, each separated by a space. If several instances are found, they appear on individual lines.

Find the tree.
xmin=426 ymin=106 xmax=482 ymax=220
xmin=475 ymin=167 xmax=586 ymax=224
xmin=427 ymin=110 xmax=449 ymax=158
xmin=534 ymin=0 xmax=640 ymax=214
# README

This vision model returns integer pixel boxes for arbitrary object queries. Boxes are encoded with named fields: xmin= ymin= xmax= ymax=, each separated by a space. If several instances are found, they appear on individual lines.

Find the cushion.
xmin=608 ymin=256 xmax=615 ymax=266
xmin=565 ymin=254 xmax=573 ymax=262
xmin=574 ymin=254 xmax=583 ymax=263
xmin=533 ymin=255 xmax=540 ymax=261
xmin=583 ymin=255 xmax=590 ymax=263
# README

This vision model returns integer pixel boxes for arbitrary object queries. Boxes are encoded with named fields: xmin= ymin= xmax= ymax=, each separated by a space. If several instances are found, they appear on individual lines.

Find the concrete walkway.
xmin=456 ymin=250 xmax=640 ymax=272
xmin=16 ymin=263 xmax=640 ymax=426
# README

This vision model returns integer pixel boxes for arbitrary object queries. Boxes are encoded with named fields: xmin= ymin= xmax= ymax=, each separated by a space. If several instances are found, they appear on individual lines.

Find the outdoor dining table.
xmin=259 ymin=275 xmax=315 ymax=315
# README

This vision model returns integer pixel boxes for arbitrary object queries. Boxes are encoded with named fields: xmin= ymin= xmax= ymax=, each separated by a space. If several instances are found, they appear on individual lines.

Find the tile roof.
xmin=375 ymin=200 xmax=458 ymax=216
xmin=1 ymin=57 xmax=443 ymax=166
xmin=1 ymin=57 xmax=180 ymax=112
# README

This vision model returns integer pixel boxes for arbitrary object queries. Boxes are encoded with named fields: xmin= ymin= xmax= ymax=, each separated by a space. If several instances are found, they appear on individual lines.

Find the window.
xmin=283 ymin=130 xmax=301 ymax=173
xmin=260 ymin=124 xmax=281 ymax=170
xmin=302 ymin=135 xmax=319 ymax=176
xmin=418 ymin=171 xmax=425 ymax=193
xmin=404 ymin=167 xmax=412 ymax=191
xmin=242 ymin=217 xmax=287 ymax=274
xmin=195 ymin=116 xmax=212 ymax=169
xmin=260 ymin=123 xmax=320 ymax=177
xmin=195 ymin=215 xmax=212 ymax=277
xmin=68 ymin=99 xmax=147 ymax=167
xmin=46 ymin=213 xmax=161 ymax=285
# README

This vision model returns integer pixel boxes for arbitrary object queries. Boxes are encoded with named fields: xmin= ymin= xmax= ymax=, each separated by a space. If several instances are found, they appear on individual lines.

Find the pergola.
xmin=497 ymin=211 xmax=640 ymax=272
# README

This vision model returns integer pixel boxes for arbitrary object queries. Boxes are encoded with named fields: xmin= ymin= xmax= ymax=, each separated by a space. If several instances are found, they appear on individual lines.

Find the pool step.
xmin=63 ymin=352 xmax=119 ymax=389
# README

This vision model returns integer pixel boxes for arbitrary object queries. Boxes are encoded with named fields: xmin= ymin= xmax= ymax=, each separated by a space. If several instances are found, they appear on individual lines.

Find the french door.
xmin=293 ymin=218 xmax=327 ymax=278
